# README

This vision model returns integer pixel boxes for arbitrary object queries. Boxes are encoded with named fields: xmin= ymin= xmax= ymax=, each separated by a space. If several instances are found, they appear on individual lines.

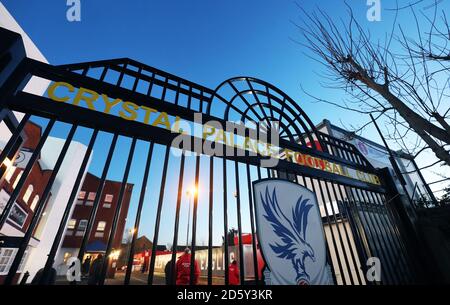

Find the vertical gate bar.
xmin=189 ymin=155 xmax=201 ymax=285
xmin=170 ymin=152 xmax=186 ymax=285
xmin=365 ymin=190 xmax=408 ymax=280
xmin=365 ymin=191 xmax=409 ymax=284
xmin=116 ymin=63 xmax=127 ymax=87
xmin=199 ymin=91 xmax=204 ymax=113
xmin=234 ymin=160 xmax=245 ymax=285
xmin=322 ymin=180 xmax=355 ymax=285
xmin=357 ymin=188 xmax=402 ymax=284
xmin=367 ymin=191 xmax=410 ymax=283
xmin=4 ymin=123 xmax=76 ymax=285
xmin=382 ymin=191 xmax=420 ymax=283
xmin=99 ymin=137 xmax=137 ymax=285
xmin=174 ymin=82 xmax=181 ymax=106
xmin=246 ymin=163 xmax=259 ymax=283
xmin=329 ymin=182 xmax=365 ymax=285
xmin=207 ymin=157 xmax=214 ymax=285
xmin=0 ymin=119 xmax=55 ymax=229
xmin=301 ymin=175 xmax=307 ymax=186
xmin=306 ymin=176 xmax=338 ymax=285
xmin=131 ymin=67 xmax=142 ymax=92
xmin=77 ymin=133 xmax=119 ymax=262
xmin=161 ymin=77 xmax=168 ymax=101
xmin=147 ymin=72 xmax=156 ymax=96
xmin=41 ymin=128 xmax=99 ymax=284
xmin=374 ymin=192 xmax=415 ymax=282
xmin=0 ymin=113 xmax=30 ymax=168
xmin=148 ymin=147 xmax=171 ymax=285
xmin=350 ymin=187 xmax=396 ymax=284
xmin=222 ymin=157 xmax=229 ymax=285
xmin=334 ymin=184 xmax=371 ymax=272
xmin=99 ymin=67 xmax=108 ymax=81
xmin=340 ymin=143 xmax=353 ymax=163
xmin=341 ymin=185 xmax=384 ymax=285
xmin=376 ymin=192 xmax=414 ymax=268
xmin=187 ymin=87 xmax=193 ymax=110
xmin=124 ymin=142 xmax=155 ymax=285
xmin=348 ymin=187 xmax=392 ymax=284
xmin=314 ymin=178 xmax=350 ymax=285
xmin=291 ymin=170 xmax=299 ymax=183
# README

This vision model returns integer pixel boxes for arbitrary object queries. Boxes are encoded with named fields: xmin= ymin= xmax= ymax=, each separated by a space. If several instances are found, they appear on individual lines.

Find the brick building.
xmin=57 ymin=172 xmax=133 ymax=278
xmin=0 ymin=122 xmax=53 ymax=284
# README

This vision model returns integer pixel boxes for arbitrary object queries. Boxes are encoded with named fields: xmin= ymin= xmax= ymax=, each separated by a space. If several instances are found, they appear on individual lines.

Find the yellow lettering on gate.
xmin=102 ymin=94 xmax=122 ymax=114
xmin=203 ymin=125 xmax=216 ymax=140
xmin=73 ymin=87 xmax=99 ymax=110
xmin=48 ymin=82 xmax=74 ymax=102
xmin=46 ymin=81 xmax=385 ymax=186
xmin=244 ymin=137 xmax=257 ymax=153
xmin=141 ymin=106 xmax=157 ymax=124
xmin=119 ymin=101 xmax=139 ymax=121
xmin=172 ymin=116 xmax=182 ymax=133
xmin=152 ymin=112 xmax=171 ymax=130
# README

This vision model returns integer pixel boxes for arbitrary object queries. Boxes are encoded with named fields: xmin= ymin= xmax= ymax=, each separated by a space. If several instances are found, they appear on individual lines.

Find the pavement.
xmin=55 ymin=271 xmax=225 ymax=285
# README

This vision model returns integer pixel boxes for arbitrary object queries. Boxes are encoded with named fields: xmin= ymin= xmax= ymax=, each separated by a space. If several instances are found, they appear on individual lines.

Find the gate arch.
xmin=208 ymin=77 xmax=324 ymax=150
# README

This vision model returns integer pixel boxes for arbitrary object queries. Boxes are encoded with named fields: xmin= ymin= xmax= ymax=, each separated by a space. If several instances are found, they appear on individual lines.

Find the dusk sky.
xmin=2 ymin=0 xmax=448 ymax=249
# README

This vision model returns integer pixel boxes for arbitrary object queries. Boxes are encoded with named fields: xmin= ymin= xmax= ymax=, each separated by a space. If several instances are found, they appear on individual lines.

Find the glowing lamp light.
xmin=186 ymin=185 xmax=198 ymax=197
xmin=109 ymin=250 xmax=121 ymax=260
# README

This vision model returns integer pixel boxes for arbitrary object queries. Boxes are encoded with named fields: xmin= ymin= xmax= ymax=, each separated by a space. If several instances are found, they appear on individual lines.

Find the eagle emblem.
xmin=261 ymin=186 xmax=315 ymax=284
xmin=254 ymin=180 xmax=333 ymax=285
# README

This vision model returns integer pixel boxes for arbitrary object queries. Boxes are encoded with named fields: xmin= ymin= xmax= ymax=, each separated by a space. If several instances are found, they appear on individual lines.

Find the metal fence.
xmin=0 ymin=30 xmax=419 ymax=285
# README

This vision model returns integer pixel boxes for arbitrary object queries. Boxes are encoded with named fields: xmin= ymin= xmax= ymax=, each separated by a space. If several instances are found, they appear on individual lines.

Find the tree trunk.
xmin=346 ymin=57 xmax=450 ymax=145
xmin=433 ymin=113 xmax=450 ymax=134
xmin=415 ymin=128 xmax=450 ymax=167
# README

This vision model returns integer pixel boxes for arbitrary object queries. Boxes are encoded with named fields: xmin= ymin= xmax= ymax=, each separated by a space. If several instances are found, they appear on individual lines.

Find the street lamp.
xmin=185 ymin=186 xmax=197 ymax=247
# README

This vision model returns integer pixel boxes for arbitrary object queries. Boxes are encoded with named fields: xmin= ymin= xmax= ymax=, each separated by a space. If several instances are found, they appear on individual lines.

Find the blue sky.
xmin=2 ymin=1 xmax=449 ymax=251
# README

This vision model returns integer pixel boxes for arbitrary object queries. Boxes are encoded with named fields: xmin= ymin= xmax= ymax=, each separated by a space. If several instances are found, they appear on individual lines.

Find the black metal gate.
xmin=0 ymin=28 xmax=419 ymax=285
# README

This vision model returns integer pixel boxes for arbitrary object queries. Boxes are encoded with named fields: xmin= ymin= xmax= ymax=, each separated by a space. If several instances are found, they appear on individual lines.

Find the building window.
xmin=104 ymin=194 xmax=114 ymax=203
xmin=95 ymin=221 xmax=106 ymax=238
xmin=87 ymin=192 xmax=96 ymax=201
xmin=103 ymin=203 xmax=111 ymax=209
xmin=22 ymin=184 xmax=34 ymax=204
xmin=97 ymin=221 xmax=106 ymax=232
xmin=77 ymin=219 xmax=88 ymax=233
xmin=67 ymin=219 xmax=76 ymax=230
xmin=5 ymin=166 xmax=15 ymax=183
xmin=13 ymin=171 xmax=23 ymax=189
xmin=78 ymin=191 xmax=86 ymax=200
xmin=0 ymin=248 xmax=14 ymax=275
xmin=30 ymin=195 xmax=39 ymax=211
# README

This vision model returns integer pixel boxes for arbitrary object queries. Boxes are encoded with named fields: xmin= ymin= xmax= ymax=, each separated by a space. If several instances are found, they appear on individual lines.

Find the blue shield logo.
xmin=253 ymin=179 xmax=333 ymax=285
